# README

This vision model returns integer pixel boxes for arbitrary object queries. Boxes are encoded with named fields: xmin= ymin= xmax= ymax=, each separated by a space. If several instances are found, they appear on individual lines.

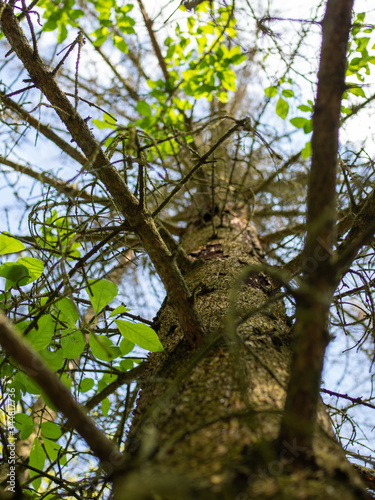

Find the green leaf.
xmin=0 ymin=263 xmax=29 ymax=289
xmin=79 ymin=378 xmax=95 ymax=393
xmin=264 ymin=86 xmax=278 ymax=98
xmin=119 ymin=359 xmax=134 ymax=371
xmin=119 ymin=337 xmax=135 ymax=355
xmin=14 ymin=413 xmax=34 ymax=440
xmin=89 ymin=333 xmax=121 ymax=361
xmin=114 ymin=36 xmax=129 ymax=52
xmin=341 ymin=105 xmax=352 ymax=115
xmin=147 ymin=79 xmax=159 ymax=89
xmin=43 ymin=438 xmax=63 ymax=463
xmin=282 ymin=89 xmax=294 ymax=98
xmin=41 ymin=421 xmax=62 ymax=440
xmin=14 ymin=372 xmax=41 ymax=395
xmin=216 ymin=91 xmax=229 ymax=103
xmin=301 ymin=140 xmax=312 ymax=159
xmin=115 ymin=320 xmax=163 ymax=352
xmin=17 ymin=257 xmax=44 ymax=283
xmin=60 ymin=329 xmax=85 ymax=359
xmin=220 ymin=69 xmax=236 ymax=91
xmin=92 ymin=113 xmax=117 ymax=130
xmin=39 ymin=348 xmax=64 ymax=371
xmin=54 ymin=297 xmax=79 ymax=328
xmin=0 ymin=233 xmax=25 ymax=255
xmin=87 ymin=279 xmax=118 ymax=315
xmin=26 ymin=314 xmax=54 ymax=351
xmin=347 ymin=86 xmax=366 ymax=98
xmin=101 ymin=397 xmax=110 ymax=416
xmin=303 ymin=119 xmax=313 ymax=134
xmin=58 ymin=23 xmax=68 ymax=43
xmin=109 ymin=305 xmax=130 ymax=317
xmin=276 ymin=97 xmax=289 ymax=119
xmin=98 ymin=372 xmax=117 ymax=392
xmin=136 ymin=101 xmax=152 ymax=116
xmin=290 ymin=117 xmax=308 ymax=129
xmin=356 ymin=12 xmax=366 ymax=23
xmin=29 ymin=438 xmax=46 ymax=489
xmin=298 ymin=104 xmax=313 ymax=112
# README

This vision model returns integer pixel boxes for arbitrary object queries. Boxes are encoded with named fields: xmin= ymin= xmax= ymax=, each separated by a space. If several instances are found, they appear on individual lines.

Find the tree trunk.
xmin=112 ymin=215 xmax=369 ymax=500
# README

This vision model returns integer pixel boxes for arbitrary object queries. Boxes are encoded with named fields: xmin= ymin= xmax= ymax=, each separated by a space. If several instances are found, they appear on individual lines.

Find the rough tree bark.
xmin=110 ymin=216 xmax=369 ymax=500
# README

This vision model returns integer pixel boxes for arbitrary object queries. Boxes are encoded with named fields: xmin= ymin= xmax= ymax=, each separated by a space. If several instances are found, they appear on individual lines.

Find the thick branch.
xmin=280 ymin=0 xmax=354 ymax=453
xmin=0 ymin=2 xmax=205 ymax=346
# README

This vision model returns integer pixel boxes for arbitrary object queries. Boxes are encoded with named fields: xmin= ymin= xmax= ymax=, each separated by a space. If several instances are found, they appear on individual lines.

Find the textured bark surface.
xmin=112 ymin=217 xmax=369 ymax=500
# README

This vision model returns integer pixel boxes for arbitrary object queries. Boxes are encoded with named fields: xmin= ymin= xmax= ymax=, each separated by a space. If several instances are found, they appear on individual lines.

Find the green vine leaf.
xmin=276 ymin=97 xmax=289 ymax=119
xmin=14 ymin=413 xmax=34 ymax=440
xmin=54 ymin=297 xmax=79 ymax=328
xmin=0 ymin=233 xmax=25 ymax=255
xmin=79 ymin=378 xmax=95 ymax=393
xmin=86 ymin=279 xmax=118 ymax=315
xmin=89 ymin=332 xmax=122 ymax=361
xmin=60 ymin=329 xmax=86 ymax=359
xmin=0 ymin=263 xmax=29 ymax=289
xmin=29 ymin=438 xmax=46 ymax=489
xmin=26 ymin=315 xmax=55 ymax=352
xmin=41 ymin=421 xmax=62 ymax=440
xmin=264 ymin=86 xmax=278 ymax=98
xmin=115 ymin=319 xmax=163 ymax=352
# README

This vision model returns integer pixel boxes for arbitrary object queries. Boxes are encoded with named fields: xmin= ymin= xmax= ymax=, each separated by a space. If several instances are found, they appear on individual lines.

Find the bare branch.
xmin=0 ymin=155 xmax=106 ymax=203
xmin=0 ymin=92 xmax=87 ymax=165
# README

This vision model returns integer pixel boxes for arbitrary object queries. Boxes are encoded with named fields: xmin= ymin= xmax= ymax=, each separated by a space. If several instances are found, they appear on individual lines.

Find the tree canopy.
xmin=0 ymin=0 xmax=375 ymax=498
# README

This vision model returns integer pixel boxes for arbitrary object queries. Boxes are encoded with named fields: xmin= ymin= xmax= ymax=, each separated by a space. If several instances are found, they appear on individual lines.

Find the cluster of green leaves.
xmin=0 ymin=233 xmax=161 ymax=391
xmin=14 ymin=416 xmax=64 ymax=490
xmin=346 ymin=12 xmax=375 ymax=85
xmin=341 ymin=11 xmax=375 ymax=114
xmin=91 ymin=2 xmax=246 ymax=160
xmin=264 ymin=79 xmax=312 ymax=159
xmin=35 ymin=210 xmax=81 ymax=259
xmin=90 ymin=1 xmax=135 ymax=53
xmin=38 ymin=0 xmax=84 ymax=43
xmin=264 ymin=79 xmax=298 ymax=121
xmin=0 ymin=234 xmax=43 ymax=291
xmin=174 ymin=7 xmax=246 ymax=103
xmin=32 ymin=0 xmax=249 ymax=165
xmin=0 ymin=228 xmax=161 ymax=490
xmin=39 ymin=0 xmax=135 ymax=51
xmin=263 ymin=11 xmax=375 ymax=159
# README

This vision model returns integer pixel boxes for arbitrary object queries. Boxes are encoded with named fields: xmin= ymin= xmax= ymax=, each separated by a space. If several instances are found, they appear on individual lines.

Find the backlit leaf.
xmin=115 ymin=320 xmax=163 ymax=352
xmin=89 ymin=333 xmax=121 ymax=361
xmin=87 ymin=279 xmax=118 ymax=315
xmin=0 ymin=233 xmax=25 ymax=255
xmin=276 ymin=97 xmax=289 ymax=119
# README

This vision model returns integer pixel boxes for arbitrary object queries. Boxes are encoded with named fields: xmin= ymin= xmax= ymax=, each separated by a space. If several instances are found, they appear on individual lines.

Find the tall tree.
xmin=0 ymin=0 xmax=375 ymax=498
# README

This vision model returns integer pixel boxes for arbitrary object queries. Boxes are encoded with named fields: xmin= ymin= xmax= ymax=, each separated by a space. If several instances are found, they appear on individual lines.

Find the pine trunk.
xmin=112 ymin=216 xmax=369 ymax=500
